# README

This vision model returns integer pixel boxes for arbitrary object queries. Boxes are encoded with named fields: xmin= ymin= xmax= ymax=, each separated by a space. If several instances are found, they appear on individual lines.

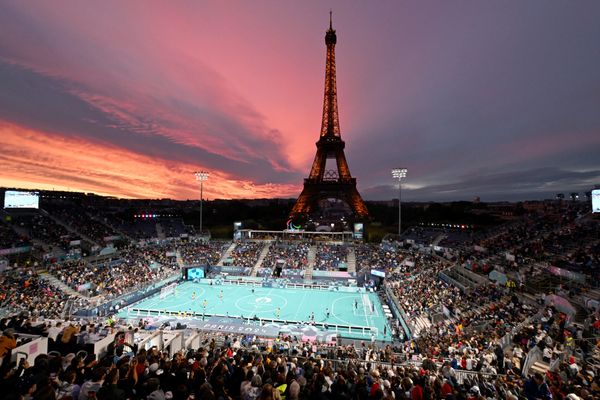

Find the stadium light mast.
xmin=391 ymin=168 xmax=408 ymax=238
xmin=194 ymin=171 xmax=209 ymax=237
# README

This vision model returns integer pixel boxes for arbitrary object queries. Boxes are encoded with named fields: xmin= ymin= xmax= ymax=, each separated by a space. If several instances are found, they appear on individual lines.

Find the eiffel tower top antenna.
xmin=329 ymin=9 xmax=333 ymax=30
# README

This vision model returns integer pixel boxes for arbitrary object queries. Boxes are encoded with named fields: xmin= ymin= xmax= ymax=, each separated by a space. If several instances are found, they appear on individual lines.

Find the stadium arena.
xmin=1 ymin=189 xmax=599 ymax=399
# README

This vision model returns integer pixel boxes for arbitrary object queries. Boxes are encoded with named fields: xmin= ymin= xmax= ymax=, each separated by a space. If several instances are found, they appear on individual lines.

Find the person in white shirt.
xmin=513 ymin=345 xmax=523 ymax=359
xmin=466 ymin=356 xmax=473 ymax=370
xmin=543 ymin=346 xmax=553 ymax=363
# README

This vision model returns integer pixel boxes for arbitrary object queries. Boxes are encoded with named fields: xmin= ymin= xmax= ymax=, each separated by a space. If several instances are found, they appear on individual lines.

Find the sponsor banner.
xmin=197 ymin=320 xmax=280 ymax=337
xmin=77 ymin=283 xmax=92 ymax=292
xmin=103 ymin=235 xmax=121 ymax=242
xmin=69 ymin=240 xmax=81 ymax=246
xmin=218 ymin=265 xmax=247 ymax=275
xmin=0 ymin=246 xmax=31 ymax=256
xmin=544 ymin=294 xmax=576 ymax=318
xmin=371 ymin=269 xmax=385 ymax=278
xmin=547 ymin=265 xmax=586 ymax=284
xmin=489 ymin=270 xmax=508 ymax=285
xmin=312 ymin=270 xmax=351 ymax=279
xmin=99 ymin=246 xmax=117 ymax=256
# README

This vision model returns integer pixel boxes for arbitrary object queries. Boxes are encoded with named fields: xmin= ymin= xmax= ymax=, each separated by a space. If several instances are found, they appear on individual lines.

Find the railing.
xmin=439 ymin=271 xmax=468 ymax=292
xmin=126 ymin=308 xmax=379 ymax=338
xmin=454 ymin=370 xmax=506 ymax=385
xmin=384 ymin=284 xmax=414 ymax=339
xmin=498 ymin=310 xmax=543 ymax=349
xmin=521 ymin=345 xmax=542 ymax=377
xmin=455 ymin=265 xmax=488 ymax=285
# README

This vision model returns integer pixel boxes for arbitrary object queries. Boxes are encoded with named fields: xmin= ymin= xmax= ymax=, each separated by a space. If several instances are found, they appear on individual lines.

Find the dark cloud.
xmin=363 ymin=167 xmax=600 ymax=202
xmin=342 ymin=2 xmax=600 ymax=199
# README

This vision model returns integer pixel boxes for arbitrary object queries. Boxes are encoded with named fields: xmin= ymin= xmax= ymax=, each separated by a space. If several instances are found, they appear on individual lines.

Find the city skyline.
xmin=1 ymin=2 xmax=600 ymax=202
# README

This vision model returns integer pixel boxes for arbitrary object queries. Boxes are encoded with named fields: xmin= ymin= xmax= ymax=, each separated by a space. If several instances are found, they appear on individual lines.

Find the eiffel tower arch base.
xmin=290 ymin=179 xmax=369 ymax=222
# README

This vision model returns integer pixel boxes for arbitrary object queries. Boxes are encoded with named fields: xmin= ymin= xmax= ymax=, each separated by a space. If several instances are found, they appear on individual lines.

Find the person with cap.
xmin=467 ymin=385 xmax=482 ymax=400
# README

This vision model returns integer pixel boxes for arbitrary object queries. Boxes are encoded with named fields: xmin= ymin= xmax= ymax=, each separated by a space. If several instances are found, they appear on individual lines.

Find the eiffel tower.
xmin=290 ymin=13 xmax=369 ymax=220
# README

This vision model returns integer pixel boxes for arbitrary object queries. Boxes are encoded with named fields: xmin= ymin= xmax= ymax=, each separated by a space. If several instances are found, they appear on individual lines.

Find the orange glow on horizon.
xmin=0 ymin=122 xmax=302 ymax=200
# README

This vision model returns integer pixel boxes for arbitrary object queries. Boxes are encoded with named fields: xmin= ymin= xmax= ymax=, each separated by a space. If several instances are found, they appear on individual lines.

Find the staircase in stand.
xmin=412 ymin=316 xmax=432 ymax=336
xmin=40 ymin=271 xmax=88 ymax=300
xmin=530 ymin=360 xmax=551 ymax=375
xmin=217 ymin=243 xmax=237 ymax=266
xmin=176 ymin=250 xmax=186 ymax=269
xmin=40 ymin=209 xmax=99 ymax=247
xmin=346 ymin=247 xmax=357 ymax=274
xmin=304 ymin=245 xmax=317 ymax=281
xmin=251 ymin=241 xmax=272 ymax=277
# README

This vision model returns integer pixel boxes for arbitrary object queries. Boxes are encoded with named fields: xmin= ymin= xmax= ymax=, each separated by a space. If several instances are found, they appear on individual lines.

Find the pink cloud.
xmin=0 ymin=122 xmax=301 ymax=199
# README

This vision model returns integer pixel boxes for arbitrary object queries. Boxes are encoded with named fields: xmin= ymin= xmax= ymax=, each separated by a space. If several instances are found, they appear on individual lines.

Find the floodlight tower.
xmin=194 ymin=171 xmax=209 ymax=237
xmin=391 ymin=168 xmax=408 ymax=237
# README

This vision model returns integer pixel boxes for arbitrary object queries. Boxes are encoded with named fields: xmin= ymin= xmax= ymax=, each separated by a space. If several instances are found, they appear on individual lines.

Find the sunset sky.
xmin=1 ymin=1 xmax=599 ymax=201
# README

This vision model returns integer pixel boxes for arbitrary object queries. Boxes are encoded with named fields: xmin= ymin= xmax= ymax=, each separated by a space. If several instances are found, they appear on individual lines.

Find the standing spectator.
xmin=523 ymin=372 xmax=552 ymax=400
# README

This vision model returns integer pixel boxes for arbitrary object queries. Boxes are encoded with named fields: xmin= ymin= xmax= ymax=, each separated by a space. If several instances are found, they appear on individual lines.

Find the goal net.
xmin=362 ymin=294 xmax=375 ymax=316
xmin=159 ymin=283 xmax=178 ymax=299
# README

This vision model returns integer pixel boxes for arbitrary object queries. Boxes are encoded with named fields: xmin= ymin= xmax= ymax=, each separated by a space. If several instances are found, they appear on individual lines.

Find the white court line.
xmin=293 ymin=290 xmax=308 ymax=321
xmin=330 ymin=295 xmax=367 ymax=327
xmin=362 ymin=294 xmax=371 ymax=328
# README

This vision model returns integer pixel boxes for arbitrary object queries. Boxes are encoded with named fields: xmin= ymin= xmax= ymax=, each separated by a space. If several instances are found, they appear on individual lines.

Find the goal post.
xmin=159 ymin=283 xmax=178 ymax=299
xmin=362 ymin=293 xmax=375 ymax=316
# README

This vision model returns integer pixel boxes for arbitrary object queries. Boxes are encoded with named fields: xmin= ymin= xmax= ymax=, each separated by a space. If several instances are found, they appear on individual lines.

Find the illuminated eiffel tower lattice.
xmin=290 ymin=13 xmax=369 ymax=220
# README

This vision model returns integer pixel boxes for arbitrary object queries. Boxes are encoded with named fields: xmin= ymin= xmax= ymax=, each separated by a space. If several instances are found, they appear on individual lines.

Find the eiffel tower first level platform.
xmin=290 ymin=13 xmax=369 ymax=220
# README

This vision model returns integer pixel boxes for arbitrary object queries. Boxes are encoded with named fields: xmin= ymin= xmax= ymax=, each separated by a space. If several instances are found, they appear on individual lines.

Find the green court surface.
xmin=122 ymin=281 xmax=392 ymax=341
